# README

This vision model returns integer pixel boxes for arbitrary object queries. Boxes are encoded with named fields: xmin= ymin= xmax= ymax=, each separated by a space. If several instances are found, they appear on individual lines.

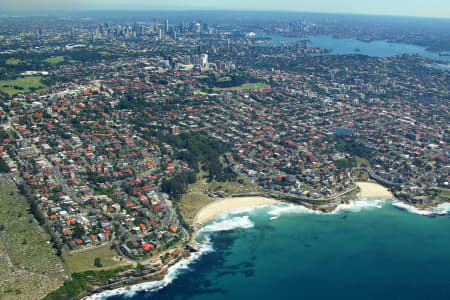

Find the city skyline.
xmin=1 ymin=0 xmax=450 ymax=19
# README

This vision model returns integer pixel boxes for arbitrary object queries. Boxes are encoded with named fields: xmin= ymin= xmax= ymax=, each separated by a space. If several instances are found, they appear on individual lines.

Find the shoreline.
xmin=356 ymin=181 xmax=393 ymax=199
xmin=82 ymin=182 xmax=449 ymax=299
xmin=194 ymin=181 xmax=394 ymax=225
xmin=80 ymin=246 xmax=190 ymax=300
xmin=193 ymin=196 xmax=282 ymax=225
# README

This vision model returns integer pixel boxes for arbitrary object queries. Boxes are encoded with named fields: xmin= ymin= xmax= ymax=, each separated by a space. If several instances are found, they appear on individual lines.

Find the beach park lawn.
xmin=0 ymin=76 xmax=46 ymax=96
xmin=208 ymin=176 xmax=260 ymax=195
xmin=179 ymin=192 xmax=213 ymax=225
xmin=62 ymin=245 xmax=131 ymax=273
xmin=178 ymin=168 xmax=213 ymax=224
xmin=178 ymin=168 xmax=260 ymax=224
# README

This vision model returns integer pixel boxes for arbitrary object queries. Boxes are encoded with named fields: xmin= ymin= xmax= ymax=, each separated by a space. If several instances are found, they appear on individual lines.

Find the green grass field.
xmin=440 ymin=189 xmax=450 ymax=198
xmin=208 ymin=176 xmax=260 ymax=195
xmin=428 ymin=188 xmax=450 ymax=199
xmin=43 ymin=56 xmax=77 ymax=64
xmin=0 ymin=178 xmax=66 ymax=299
xmin=5 ymin=58 xmax=22 ymax=65
xmin=178 ymin=168 xmax=260 ymax=224
xmin=43 ymin=56 xmax=65 ymax=64
xmin=63 ymin=245 xmax=130 ymax=273
xmin=214 ymin=82 xmax=270 ymax=91
xmin=178 ymin=169 xmax=213 ymax=224
xmin=179 ymin=193 xmax=213 ymax=225
xmin=0 ymin=76 xmax=46 ymax=96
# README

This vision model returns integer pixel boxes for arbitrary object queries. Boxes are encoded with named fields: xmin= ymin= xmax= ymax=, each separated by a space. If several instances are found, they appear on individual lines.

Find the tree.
xmin=94 ymin=257 xmax=102 ymax=268
xmin=0 ymin=157 xmax=9 ymax=173
xmin=136 ymin=263 xmax=145 ymax=272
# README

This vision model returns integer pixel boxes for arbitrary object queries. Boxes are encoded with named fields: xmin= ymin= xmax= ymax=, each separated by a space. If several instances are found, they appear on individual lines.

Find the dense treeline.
xmin=162 ymin=132 xmax=232 ymax=179
xmin=0 ymin=49 xmax=118 ymax=80
xmin=335 ymin=136 xmax=376 ymax=161
xmin=161 ymin=171 xmax=196 ymax=199
xmin=0 ymin=157 xmax=9 ymax=172
xmin=335 ymin=158 xmax=357 ymax=171
xmin=162 ymin=132 xmax=227 ymax=170
xmin=160 ymin=133 xmax=237 ymax=199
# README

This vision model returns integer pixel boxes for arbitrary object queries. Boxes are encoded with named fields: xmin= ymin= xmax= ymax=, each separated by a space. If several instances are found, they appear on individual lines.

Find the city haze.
xmin=0 ymin=0 xmax=449 ymax=19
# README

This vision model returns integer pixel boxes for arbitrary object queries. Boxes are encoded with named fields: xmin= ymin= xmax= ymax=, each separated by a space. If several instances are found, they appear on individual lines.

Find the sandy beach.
xmin=194 ymin=197 xmax=281 ymax=225
xmin=194 ymin=182 xmax=393 ymax=225
xmin=356 ymin=181 xmax=393 ymax=199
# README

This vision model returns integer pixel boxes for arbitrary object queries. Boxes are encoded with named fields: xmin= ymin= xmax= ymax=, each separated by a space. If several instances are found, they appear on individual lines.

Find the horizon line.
xmin=0 ymin=9 xmax=449 ymax=21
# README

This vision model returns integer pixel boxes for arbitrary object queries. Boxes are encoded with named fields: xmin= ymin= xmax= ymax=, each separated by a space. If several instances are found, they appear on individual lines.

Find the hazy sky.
xmin=1 ymin=0 xmax=449 ymax=18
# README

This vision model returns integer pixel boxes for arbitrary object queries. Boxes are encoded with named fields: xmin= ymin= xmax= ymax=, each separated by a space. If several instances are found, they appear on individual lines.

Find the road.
xmin=157 ymin=192 xmax=172 ymax=228
xmin=9 ymin=115 xmax=80 ymax=203
xmin=353 ymin=167 xmax=402 ymax=187
xmin=52 ymin=168 xmax=79 ymax=202
xmin=6 ymin=116 xmax=192 ymax=261
xmin=157 ymin=192 xmax=189 ymax=242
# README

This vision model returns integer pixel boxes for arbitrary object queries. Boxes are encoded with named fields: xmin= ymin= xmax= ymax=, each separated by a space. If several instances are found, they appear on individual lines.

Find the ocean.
xmin=96 ymin=199 xmax=450 ymax=300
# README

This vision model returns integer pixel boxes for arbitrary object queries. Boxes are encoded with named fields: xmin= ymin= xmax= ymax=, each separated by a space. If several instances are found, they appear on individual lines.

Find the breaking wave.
xmin=83 ymin=238 xmax=214 ymax=300
xmin=333 ymin=198 xmax=388 ymax=214
xmin=85 ymin=197 xmax=449 ymax=299
xmin=267 ymin=204 xmax=321 ymax=219
xmin=267 ymin=198 xmax=388 ymax=219
xmin=200 ymin=215 xmax=255 ymax=233
xmin=85 ymin=209 xmax=257 ymax=299
xmin=227 ymin=206 xmax=265 ymax=216
xmin=392 ymin=200 xmax=450 ymax=215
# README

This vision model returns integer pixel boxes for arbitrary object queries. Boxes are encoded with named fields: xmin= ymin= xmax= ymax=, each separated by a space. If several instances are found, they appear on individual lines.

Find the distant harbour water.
xmin=103 ymin=199 xmax=450 ymax=300
xmin=424 ymin=63 xmax=450 ymax=71
xmin=255 ymin=33 xmax=450 ymax=62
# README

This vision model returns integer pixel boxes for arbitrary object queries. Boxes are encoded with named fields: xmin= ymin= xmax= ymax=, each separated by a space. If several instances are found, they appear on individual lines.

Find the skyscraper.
xmin=201 ymin=54 xmax=208 ymax=67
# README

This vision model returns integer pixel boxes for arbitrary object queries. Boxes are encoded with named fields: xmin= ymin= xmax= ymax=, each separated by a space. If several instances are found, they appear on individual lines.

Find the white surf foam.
xmin=200 ymin=215 xmax=255 ymax=233
xmin=333 ymin=198 xmax=388 ymax=214
xmin=267 ymin=203 xmax=322 ymax=219
xmin=392 ymin=200 xmax=450 ymax=215
xmin=267 ymin=199 xmax=388 ymax=219
xmin=227 ymin=205 xmax=263 ymax=216
xmin=83 ymin=239 xmax=214 ymax=300
xmin=85 ymin=198 xmax=449 ymax=299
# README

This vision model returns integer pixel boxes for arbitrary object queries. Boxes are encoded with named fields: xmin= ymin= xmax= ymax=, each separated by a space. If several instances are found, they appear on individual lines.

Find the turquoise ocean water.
xmin=97 ymin=199 xmax=450 ymax=300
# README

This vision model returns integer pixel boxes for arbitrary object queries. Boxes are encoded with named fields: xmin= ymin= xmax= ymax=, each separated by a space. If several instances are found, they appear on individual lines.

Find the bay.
xmin=256 ymin=33 xmax=450 ymax=62
xmin=106 ymin=199 xmax=450 ymax=300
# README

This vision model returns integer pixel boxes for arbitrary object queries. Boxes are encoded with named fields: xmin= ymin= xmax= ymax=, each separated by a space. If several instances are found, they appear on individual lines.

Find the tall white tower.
xmin=200 ymin=54 xmax=208 ymax=67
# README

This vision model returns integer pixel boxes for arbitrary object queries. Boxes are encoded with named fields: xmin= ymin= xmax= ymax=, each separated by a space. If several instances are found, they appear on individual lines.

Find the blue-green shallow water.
xmin=106 ymin=201 xmax=450 ymax=300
